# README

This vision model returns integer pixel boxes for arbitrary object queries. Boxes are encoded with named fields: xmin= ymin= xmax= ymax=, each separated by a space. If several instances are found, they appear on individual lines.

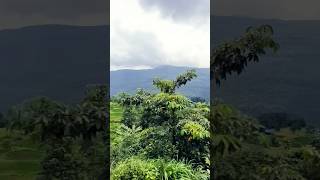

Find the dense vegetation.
xmin=110 ymin=69 xmax=320 ymax=179
xmin=111 ymin=70 xmax=210 ymax=179
xmin=211 ymin=102 xmax=320 ymax=179
xmin=109 ymin=25 xmax=320 ymax=179
xmin=209 ymin=25 xmax=320 ymax=179
xmin=1 ymin=24 xmax=320 ymax=179
xmin=0 ymin=85 xmax=108 ymax=180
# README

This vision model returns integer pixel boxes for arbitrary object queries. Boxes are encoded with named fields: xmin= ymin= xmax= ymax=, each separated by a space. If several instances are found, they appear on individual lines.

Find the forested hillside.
xmin=110 ymin=69 xmax=320 ymax=179
xmin=1 ymin=17 xmax=320 ymax=124
xmin=212 ymin=16 xmax=320 ymax=125
xmin=110 ymin=65 xmax=209 ymax=99
xmin=0 ymin=25 xmax=108 ymax=112
xmin=112 ymin=16 xmax=320 ymax=125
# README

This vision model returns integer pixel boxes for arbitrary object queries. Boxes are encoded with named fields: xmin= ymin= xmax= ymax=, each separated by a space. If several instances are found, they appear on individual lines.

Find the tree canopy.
xmin=211 ymin=25 xmax=279 ymax=86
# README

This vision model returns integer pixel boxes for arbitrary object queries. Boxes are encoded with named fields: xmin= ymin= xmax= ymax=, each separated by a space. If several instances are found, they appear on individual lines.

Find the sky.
xmin=1 ymin=0 xmax=320 ymax=29
xmin=2 ymin=0 xmax=320 ymax=70
xmin=0 ymin=0 xmax=108 ymax=30
xmin=110 ymin=0 xmax=210 ymax=70
xmin=213 ymin=0 xmax=320 ymax=20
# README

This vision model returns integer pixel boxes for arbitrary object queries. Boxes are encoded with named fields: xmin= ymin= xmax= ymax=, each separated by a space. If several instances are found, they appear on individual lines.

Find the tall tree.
xmin=210 ymin=25 xmax=279 ymax=178
xmin=153 ymin=69 xmax=197 ymax=94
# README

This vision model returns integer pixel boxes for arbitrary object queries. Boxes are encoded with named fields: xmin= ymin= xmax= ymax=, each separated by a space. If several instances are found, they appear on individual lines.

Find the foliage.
xmin=298 ymin=146 xmax=320 ymax=179
xmin=209 ymin=103 xmax=320 ymax=179
xmin=214 ymin=147 xmax=305 ymax=180
xmin=211 ymin=25 xmax=279 ymax=86
xmin=111 ymin=157 xmax=208 ymax=180
xmin=5 ymin=85 xmax=108 ymax=179
xmin=259 ymin=112 xmax=306 ymax=131
xmin=111 ymin=66 xmax=320 ymax=179
xmin=153 ymin=69 xmax=197 ymax=94
xmin=37 ymin=138 xmax=85 ymax=180
xmin=111 ymin=70 xmax=210 ymax=178
xmin=111 ymin=157 xmax=158 ymax=180
xmin=190 ymin=97 xmax=207 ymax=103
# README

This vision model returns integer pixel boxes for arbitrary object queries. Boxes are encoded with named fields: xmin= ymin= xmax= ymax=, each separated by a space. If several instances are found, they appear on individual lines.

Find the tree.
xmin=153 ymin=69 xmax=197 ymax=94
xmin=142 ymin=71 xmax=198 ymax=150
xmin=112 ymin=71 xmax=210 ymax=171
xmin=6 ymin=85 xmax=108 ymax=179
xmin=211 ymin=25 xmax=279 ymax=86
xmin=210 ymin=25 xmax=279 ymax=178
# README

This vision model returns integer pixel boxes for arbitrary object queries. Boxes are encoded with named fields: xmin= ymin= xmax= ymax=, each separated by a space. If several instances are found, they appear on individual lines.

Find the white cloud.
xmin=110 ymin=0 xmax=210 ymax=70
xmin=139 ymin=0 xmax=210 ymax=24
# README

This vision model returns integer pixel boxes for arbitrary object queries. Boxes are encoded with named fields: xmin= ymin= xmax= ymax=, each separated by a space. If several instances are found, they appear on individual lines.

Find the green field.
xmin=110 ymin=102 xmax=123 ymax=123
xmin=0 ymin=128 xmax=43 ymax=180
xmin=0 ymin=103 xmax=122 ymax=179
xmin=110 ymin=102 xmax=123 ymax=143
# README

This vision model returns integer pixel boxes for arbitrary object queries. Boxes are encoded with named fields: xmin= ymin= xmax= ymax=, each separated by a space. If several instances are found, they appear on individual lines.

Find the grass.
xmin=0 ymin=129 xmax=42 ymax=180
xmin=110 ymin=102 xmax=123 ymax=123
xmin=110 ymin=102 xmax=123 ymax=143
xmin=274 ymin=128 xmax=314 ymax=146
xmin=0 ymin=103 xmax=123 ymax=179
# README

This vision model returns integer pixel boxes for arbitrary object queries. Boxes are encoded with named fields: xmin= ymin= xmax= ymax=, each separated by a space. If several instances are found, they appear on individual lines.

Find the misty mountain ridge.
xmin=110 ymin=65 xmax=209 ymax=99
xmin=0 ymin=24 xmax=109 ymax=112
xmin=0 ymin=16 xmax=320 ymax=125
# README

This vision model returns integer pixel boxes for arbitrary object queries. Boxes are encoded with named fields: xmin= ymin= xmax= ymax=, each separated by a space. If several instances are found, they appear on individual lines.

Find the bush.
xmin=157 ymin=160 xmax=209 ymax=180
xmin=111 ymin=157 xmax=159 ymax=180
xmin=111 ymin=157 xmax=209 ymax=180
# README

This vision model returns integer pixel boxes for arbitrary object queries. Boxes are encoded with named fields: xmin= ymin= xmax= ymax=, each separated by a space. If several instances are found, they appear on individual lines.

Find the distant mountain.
xmin=112 ymin=16 xmax=320 ymax=125
xmin=212 ymin=16 xmax=320 ymax=125
xmin=0 ymin=25 xmax=109 ymax=111
xmin=110 ymin=65 xmax=209 ymax=99
xmin=1 ymin=16 xmax=320 ymax=125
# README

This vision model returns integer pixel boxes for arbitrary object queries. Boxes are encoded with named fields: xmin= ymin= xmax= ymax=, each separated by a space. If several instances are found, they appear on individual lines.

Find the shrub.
xmin=111 ymin=157 xmax=159 ymax=180
xmin=111 ymin=157 xmax=209 ymax=180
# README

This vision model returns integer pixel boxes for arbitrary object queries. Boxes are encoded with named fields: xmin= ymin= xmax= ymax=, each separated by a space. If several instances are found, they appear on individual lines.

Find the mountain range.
xmin=112 ymin=16 xmax=320 ymax=125
xmin=0 ymin=16 xmax=320 ymax=125
xmin=110 ymin=65 xmax=209 ymax=99
xmin=211 ymin=16 xmax=320 ymax=125
xmin=0 ymin=25 xmax=109 ymax=111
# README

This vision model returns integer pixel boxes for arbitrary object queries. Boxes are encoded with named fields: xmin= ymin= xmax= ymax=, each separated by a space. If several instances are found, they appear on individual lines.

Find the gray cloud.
xmin=139 ymin=0 xmax=209 ymax=23
xmin=111 ymin=31 xmax=164 ymax=69
xmin=111 ymin=0 xmax=210 ymax=70
xmin=0 ymin=0 xmax=109 ymax=29
xmin=213 ymin=0 xmax=320 ymax=20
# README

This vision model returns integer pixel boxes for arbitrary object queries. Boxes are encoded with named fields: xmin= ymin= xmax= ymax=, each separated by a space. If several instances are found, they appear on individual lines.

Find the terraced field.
xmin=0 ymin=103 xmax=122 ymax=179
xmin=110 ymin=102 xmax=123 ymax=123
xmin=110 ymin=102 xmax=123 ymax=142
xmin=0 ymin=129 xmax=43 ymax=180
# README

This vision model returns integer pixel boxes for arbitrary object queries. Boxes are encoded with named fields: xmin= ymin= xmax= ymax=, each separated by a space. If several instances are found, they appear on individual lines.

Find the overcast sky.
xmin=2 ymin=0 xmax=320 ymax=70
xmin=0 ymin=0 xmax=108 ymax=30
xmin=110 ymin=0 xmax=210 ymax=70
xmin=1 ymin=0 xmax=320 ymax=30
xmin=213 ymin=0 xmax=320 ymax=20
